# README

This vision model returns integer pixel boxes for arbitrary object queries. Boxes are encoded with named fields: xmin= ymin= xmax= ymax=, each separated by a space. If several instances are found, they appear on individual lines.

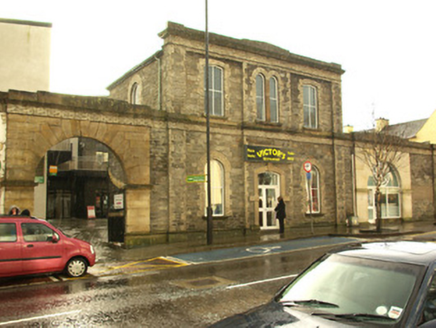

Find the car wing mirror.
xmin=51 ymin=233 xmax=59 ymax=243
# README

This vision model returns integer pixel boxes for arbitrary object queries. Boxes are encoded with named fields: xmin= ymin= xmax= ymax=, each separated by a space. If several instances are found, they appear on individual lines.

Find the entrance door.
xmin=258 ymin=172 xmax=280 ymax=230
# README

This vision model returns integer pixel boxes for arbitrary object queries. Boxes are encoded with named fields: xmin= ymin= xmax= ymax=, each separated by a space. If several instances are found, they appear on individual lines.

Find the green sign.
xmin=186 ymin=174 xmax=206 ymax=183
xmin=245 ymin=145 xmax=294 ymax=163
xmin=34 ymin=176 xmax=44 ymax=184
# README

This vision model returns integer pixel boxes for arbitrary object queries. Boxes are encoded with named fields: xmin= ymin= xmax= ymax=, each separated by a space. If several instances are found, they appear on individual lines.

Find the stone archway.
xmin=3 ymin=106 xmax=151 ymax=239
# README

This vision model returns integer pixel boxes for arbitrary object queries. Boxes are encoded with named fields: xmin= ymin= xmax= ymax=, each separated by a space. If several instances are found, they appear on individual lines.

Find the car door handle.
xmin=26 ymin=244 xmax=34 ymax=248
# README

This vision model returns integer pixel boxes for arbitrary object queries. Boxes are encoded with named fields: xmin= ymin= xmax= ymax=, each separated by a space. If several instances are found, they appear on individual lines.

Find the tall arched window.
xmin=256 ymin=74 xmax=279 ymax=123
xmin=205 ymin=160 xmax=224 ymax=216
xmin=130 ymin=83 xmax=140 ymax=105
xmin=306 ymin=166 xmax=320 ymax=213
xmin=368 ymin=166 xmax=401 ymax=220
xmin=303 ymin=85 xmax=317 ymax=128
xmin=205 ymin=66 xmax=224 ymax=116
xmin=256 ymin=74 xmax=265 ymax=120
xmin=269 ymin=77 xmax=278 ymax=123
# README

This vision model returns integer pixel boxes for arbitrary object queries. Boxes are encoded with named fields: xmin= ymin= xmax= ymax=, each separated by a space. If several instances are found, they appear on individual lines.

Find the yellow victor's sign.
xmin=245 ymin=145 xmax=295 ymax=163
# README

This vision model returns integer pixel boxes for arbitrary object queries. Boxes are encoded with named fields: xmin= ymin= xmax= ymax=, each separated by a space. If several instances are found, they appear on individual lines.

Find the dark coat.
xmin=275 ymin=200 xmax=286 ymax=220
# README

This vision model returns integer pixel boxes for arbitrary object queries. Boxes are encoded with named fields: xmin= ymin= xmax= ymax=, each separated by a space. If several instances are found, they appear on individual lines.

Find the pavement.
xmin=48 ymin=218 xmax=436 ymax=266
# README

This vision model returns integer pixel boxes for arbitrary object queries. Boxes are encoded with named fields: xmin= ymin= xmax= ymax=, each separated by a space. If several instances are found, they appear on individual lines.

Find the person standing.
xmin=275 ymin=196 xmax=286 ymax=235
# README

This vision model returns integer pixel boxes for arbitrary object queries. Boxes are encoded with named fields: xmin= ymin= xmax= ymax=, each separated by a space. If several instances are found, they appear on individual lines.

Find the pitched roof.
xmin=383 ymin=119 xmax=427 ymax=139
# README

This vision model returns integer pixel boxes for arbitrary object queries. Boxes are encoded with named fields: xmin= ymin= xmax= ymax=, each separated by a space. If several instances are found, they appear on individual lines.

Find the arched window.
xmin=205 ymin=66 xmax=223 ymax=116
xmin=269 ymin=77 xmax=278 ymax=123
xmin=130 ymin=83 xmax=140 ymax=105
xmin=205 ymin=160 xmax=224 ymax=216
xmin=256 ymin=74 xmax=279 ymax=123
xmin=303 ymin=85 xmax=317 ymax=128
xmin=306 ymin=166 xmax=320 ymax=213
xmin=256 ymin=74 xmax=265 ymax=120
xmin=368 ymin=166 xmax=401 ymax=220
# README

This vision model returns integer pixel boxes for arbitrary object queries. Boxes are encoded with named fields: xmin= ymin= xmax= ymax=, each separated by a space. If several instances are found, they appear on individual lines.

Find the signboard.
xmin=34 ymin=176 xmax=44 ymax=184
xmin=245 ymin=145 xmax=294 ymax=163
xmin=186 ymin=175 xmax=206 ymax=183
xmin=87 ymin=206 xmax=96 ymax=219
xmin=114 ymin=194 xmax=124 ymax=210
xmin=49 ymin=165 xmax=58 ymax=176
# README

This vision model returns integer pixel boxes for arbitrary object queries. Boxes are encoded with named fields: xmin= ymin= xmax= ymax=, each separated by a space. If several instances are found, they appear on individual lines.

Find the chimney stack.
xmin=375 ymin=118 xmax=389 ymax=132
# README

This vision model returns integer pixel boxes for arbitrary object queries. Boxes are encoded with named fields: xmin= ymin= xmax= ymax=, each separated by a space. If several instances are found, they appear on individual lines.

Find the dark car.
xmin=210 ymin=241 xmax=436 ymax=327
xmin=0 ymin=215 xmax=96 ymax=278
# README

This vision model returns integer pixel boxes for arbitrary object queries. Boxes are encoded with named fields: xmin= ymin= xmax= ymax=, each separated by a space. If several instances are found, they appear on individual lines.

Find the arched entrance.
xmin=3 ymin=93 xmax=152 ymax=247
xmin=258 ymin=172 xmax=280 ymax=230
xmin=34 ymin=137 xmax=126 ymax=220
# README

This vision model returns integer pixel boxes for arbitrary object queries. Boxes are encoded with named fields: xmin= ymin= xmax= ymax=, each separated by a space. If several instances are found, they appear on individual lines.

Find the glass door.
xmin=258 ymin=172 xmax=279 ymax=230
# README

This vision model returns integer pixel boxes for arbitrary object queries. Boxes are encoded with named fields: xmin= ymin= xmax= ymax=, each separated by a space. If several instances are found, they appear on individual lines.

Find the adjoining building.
xmin=0 ymin=18 xmax=51 ymax=93
xmin=0 ymin=21 xmax=435 ymax=247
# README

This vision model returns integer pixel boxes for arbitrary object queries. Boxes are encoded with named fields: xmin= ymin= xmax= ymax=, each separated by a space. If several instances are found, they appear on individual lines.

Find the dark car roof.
xmin=333 ymin=241 xmax=436 ymax=266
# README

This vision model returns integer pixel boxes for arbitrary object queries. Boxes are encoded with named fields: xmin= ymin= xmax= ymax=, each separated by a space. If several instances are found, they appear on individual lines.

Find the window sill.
xmin=202 ymin=216 xmax=228 ymax=220
xmin=255 ymin=120 xmax=282 ymax=127
xmin=303 ymin=126 xmax=319 ymax=131
xmin=305 ymin=212 xmax=324 ymax=217
xmin=203 ymin=114 xmax=227 ymax=121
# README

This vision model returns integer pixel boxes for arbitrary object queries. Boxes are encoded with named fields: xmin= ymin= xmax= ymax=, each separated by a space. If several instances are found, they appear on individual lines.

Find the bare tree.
xmin=355 ymin=120 xmax=407 ymax=232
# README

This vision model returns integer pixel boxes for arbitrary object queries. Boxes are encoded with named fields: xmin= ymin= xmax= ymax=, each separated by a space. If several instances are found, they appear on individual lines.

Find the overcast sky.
xmin=3 ymin=0 xmax=436 ymax=130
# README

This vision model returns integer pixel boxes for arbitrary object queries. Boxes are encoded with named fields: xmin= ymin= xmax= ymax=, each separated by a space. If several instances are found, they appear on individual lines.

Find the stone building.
xmin=107 ymin=22 xmax=353 ymax=245
xmin=0 ymin=21 xmax=434 ymax=247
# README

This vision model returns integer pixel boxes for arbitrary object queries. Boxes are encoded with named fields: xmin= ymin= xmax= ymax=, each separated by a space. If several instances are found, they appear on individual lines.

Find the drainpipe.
xmin=330 ymin=84 xmax=338 ymax=225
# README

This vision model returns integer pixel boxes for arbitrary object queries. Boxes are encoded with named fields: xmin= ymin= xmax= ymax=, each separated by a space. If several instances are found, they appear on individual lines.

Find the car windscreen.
xmin=278 ymin=253 xmax=425 ymax=323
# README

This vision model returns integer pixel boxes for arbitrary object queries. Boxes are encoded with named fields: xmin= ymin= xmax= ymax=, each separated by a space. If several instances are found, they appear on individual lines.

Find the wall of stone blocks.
xmin=410 ymin=152 xmax=435 ymax=220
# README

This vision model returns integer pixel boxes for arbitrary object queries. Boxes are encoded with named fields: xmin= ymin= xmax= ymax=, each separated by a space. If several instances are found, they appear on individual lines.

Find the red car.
xmin=0 ymin=215 xmax=96 ymax=278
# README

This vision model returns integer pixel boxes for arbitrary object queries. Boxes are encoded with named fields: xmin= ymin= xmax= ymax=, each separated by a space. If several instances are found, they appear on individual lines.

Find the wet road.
xmin=0 ymin=245 xmax=333 ymax=327
xmin=1 ymin=231 xmax=435 ymax=327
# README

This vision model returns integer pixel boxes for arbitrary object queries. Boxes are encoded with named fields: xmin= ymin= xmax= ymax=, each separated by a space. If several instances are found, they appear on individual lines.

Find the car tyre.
xmin=66 ymin=257 xmax=88 ymax=277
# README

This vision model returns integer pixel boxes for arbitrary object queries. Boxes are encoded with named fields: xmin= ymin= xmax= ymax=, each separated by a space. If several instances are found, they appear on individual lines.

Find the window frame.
xmin=303 ymin=85 xmax=318 ymax=129
xmin=205 ymin=66 xmax=224 ymax=117
xmin=306 ymin=166 xmax=321 ymax=214
xmin=256 ymin=74 xmax=266 ymax=121
xmin=130 ymin=82 xmax=140 ymax=105
xmin=255 ymin=74 xmax=279 ymax=123
xmin=205 ymin=159 xmax=225 ymax=216
xmin=269 ymin=77 xmax=279 ymax=123
xmin=22 ymin=223 xmax=57 ymax=242
xmin=367 ymin=167 xmax=401 ymax=219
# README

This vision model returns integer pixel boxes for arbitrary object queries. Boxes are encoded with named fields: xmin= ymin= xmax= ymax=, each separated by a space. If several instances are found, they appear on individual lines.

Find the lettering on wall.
xmin=244 ymin=145 xmax=294 ymax=163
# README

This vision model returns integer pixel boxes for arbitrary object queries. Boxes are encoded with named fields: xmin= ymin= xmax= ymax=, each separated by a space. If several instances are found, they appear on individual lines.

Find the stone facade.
xmin=108 ymin=22 xmax=355 ymax=244
xmin=0 ymin=22 xmax=434 ymax=247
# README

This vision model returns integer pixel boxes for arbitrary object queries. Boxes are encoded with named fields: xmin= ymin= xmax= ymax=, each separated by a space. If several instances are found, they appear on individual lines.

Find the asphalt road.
xmin=0 ymin=240 xmax=348 ymax=327
xmin=1 ymin=232 xmax=435 ymax=327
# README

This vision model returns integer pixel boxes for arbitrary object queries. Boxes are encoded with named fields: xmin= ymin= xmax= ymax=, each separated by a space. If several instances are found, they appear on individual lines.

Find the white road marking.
xmin=226 ymin=274 xmax=297 ymax=290
xmin=0 ymin=310 xmax=81 ymax=326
